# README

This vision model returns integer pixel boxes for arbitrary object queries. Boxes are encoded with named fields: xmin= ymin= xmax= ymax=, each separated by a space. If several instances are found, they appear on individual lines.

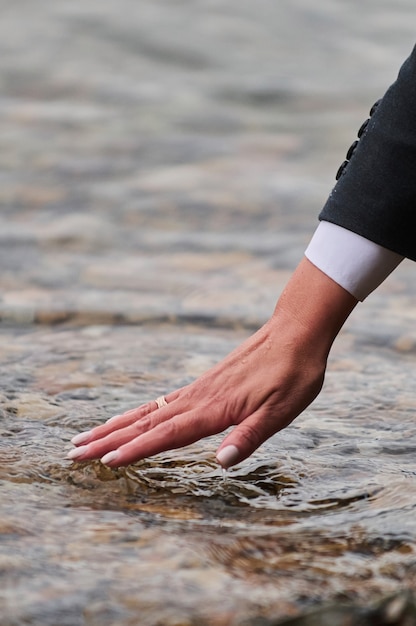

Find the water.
xmin=1 ymin=1 xmax=416 ymax=624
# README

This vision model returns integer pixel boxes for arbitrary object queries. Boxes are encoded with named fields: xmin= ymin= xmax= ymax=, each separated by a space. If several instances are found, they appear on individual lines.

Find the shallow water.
xmin=1 ymin=1 xmax=416 ymax=624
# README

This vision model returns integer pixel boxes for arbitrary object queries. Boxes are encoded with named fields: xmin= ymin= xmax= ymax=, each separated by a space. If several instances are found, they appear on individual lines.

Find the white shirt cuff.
xmin=305 ymin=221 xmax=404 ymax=301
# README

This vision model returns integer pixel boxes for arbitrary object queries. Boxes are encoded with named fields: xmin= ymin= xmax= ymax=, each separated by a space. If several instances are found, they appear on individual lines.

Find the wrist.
xmin=270 ymin=257 xmax=358 ymax=362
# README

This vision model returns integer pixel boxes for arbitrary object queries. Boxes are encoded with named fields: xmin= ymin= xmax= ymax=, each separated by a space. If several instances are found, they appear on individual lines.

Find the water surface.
xmin=1 ymin=1 xmax=416 ymax=624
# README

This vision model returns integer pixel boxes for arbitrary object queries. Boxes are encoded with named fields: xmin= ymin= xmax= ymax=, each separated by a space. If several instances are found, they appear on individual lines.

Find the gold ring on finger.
xmin=155 ymin=396 xmax=168 ymax=409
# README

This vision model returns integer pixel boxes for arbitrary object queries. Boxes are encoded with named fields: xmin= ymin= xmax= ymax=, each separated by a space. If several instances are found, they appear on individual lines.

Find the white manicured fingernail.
xmin=101 ymin=450 xmax=120 ymax=466
xmin=216 ymin=445 xmax=240 ymax=468
xmin=71 ymin=431 xmax=92 ymax=445
xmin=67 ymin=445 xmax=89 ymax=460
xmin=106 ymin=414 xmax=121 ymax=424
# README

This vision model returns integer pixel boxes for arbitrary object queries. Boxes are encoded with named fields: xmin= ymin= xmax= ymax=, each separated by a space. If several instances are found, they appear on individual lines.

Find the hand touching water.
xmin=67 ymin=258 xmax=357 ymax=468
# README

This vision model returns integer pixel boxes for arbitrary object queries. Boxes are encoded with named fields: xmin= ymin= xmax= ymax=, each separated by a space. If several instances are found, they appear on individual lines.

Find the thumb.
xmin=216 ymin=408 xmax=276 ymax=468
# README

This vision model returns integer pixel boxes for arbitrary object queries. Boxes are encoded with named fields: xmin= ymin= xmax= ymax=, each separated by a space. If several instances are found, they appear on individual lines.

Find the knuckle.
xmin=237 ymin=423 xmax=262 ymax=451
xmin=133 ymin=415 xmax=152 ymax=434
xmin=135 ymin=401 xmax=158 ymax=419
xmin=160 ymin=419 xmax=179 ymax=441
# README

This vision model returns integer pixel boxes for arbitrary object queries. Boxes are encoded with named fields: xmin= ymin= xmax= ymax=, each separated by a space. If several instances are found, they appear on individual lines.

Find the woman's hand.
xmin=67 ymin=258 xmax=357 ymax=468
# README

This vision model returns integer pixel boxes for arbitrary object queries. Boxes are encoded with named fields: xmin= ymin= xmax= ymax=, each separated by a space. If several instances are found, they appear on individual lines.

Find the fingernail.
xmin=216 ymin=445 xmax=240 ymax=468
xmin=105 ymin=414 xmax=121 ymax=424
xmin=71 ymin=430 xmax=92 ymax=446
xmin=101 ymin=450 xmax=120 ymax=466
xmin=67 ymin=445 xmax=89 ymax=460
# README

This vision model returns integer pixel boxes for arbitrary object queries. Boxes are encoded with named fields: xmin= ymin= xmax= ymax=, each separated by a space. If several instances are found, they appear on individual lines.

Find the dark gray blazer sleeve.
xmin=319 ymin=44 xmax=416 ymax=262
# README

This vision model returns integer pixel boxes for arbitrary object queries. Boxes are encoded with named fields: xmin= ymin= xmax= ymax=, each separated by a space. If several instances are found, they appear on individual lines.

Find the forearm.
xmin=270 ymin=256 xmax=358 ymax=365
